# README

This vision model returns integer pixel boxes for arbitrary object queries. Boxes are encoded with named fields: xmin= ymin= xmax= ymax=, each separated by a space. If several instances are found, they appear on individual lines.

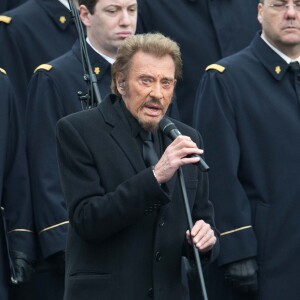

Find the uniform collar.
xmin=35 ymin=0 xmax=73 ymax=30
xmin=252 ymin=32 xmax=292 ymax=81
xmin=86 ymin=37 xmax=116 ymax=65
xmin=72 ymin=39 xmax=112 ymax=80
xmin=261 ymin=33 xmax=300 ymax=65
xmin=57 ymin=0 xmax=69 ymax=9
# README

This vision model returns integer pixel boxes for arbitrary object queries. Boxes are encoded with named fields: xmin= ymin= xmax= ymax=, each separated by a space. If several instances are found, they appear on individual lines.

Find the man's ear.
xmin=116 ymin=73 xmax=126 ymax=95
xmin=257 ymin=3 xmax=263 ymax=25
xmin=117 ymin=81 xmax=126 ymax=95
xmin=79 ymin=5 xmax=91 ymax=28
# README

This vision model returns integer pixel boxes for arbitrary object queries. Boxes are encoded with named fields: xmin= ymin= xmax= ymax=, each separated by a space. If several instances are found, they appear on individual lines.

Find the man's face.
xmin=258 ymin=0 xmax=300 ymax=56
xmin=118 ymin=51 xmax=176 ymax=131
xmin=80 ymin=0 xmax=137 ymax=58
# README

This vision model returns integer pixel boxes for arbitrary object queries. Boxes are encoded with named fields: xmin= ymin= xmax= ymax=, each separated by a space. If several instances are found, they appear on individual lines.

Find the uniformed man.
xmin=0 ymin=68 xmax=34 ymax=300
xmin=0 ymin=0 xmax=77 ymax=111
xmin=26 ymin=0 xmax=138 ymax=299
xmin=193 ymin=0 xmax=300 ymax=299
xmin=137 ymin=0 xmax=261 ymax=126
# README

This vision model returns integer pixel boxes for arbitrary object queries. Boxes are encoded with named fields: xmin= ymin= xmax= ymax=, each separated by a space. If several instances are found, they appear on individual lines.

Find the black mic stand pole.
xmin=67 ymin=0 xmax=102 ymax=109
xmin=178 ymin=167 xmax=208 ymax=300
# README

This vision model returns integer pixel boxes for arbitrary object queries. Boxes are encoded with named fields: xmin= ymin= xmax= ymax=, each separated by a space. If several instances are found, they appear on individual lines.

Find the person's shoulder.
xmin=0 ymin=68 xmax=10 ymax=84
xmin=0 ymin=0 xmax=38 ymax=25
xmin=205 ymin=45 xmax=252 ymax=76
xmin=34 ymin=63 xmax=53 ymax=74
xmin=0 ymin=14 xmax=11 ymax=25
xmin=59 ymin=106 xmax=100 ymax=126
xmin=0 ymin=67 xmax=7 ymax=76
xmin=33 ymin=48 xmax=75 ymax=75
xmin=0 ymin=68 xmax=9 ymax=87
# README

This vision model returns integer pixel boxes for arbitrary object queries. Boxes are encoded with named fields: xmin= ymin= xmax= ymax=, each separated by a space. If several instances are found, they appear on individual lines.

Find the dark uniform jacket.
xmin=0 ymin=0 xmax=27 ymax=13
xmin=56 ymin=94 xmax=218 ymax=300
xmin=137 ymin=0 xmax=260 ymax=126
xmin=26 ymin=40 xmax=112 ymax=259
xmin=0 ymin=0 xmax=77 ymax=109
xmin=194 ymin=32 xmax=300 ymax=300
xmin=0 ymin=69 xmax=34 ymax=300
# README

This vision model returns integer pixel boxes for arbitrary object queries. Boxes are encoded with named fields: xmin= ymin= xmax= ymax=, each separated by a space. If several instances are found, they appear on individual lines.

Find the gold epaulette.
xmin=34 ymin=64 xmax=53 ymax=73
xmin=0 ymin=16 xmax=12 ymax=24
xmin=0 ymin=67 xmax=7 ymax=75
xmin=205 ymin=64 xmax=225 ymax=73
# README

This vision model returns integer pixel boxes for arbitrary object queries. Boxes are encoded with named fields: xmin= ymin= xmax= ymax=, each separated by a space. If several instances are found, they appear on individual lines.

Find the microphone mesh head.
xmin=159 ymin=117 xmax=176 ymax=136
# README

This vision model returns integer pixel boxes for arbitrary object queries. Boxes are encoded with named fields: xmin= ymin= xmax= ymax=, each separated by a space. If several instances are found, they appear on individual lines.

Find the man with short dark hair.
xmin=194 ymin=0 xmax=300 ymax=299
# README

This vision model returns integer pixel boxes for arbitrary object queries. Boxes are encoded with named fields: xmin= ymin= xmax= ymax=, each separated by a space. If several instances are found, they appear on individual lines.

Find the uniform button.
xmin=156 ymin=251 xmax=162 ymax=262
xmin=159 ymin=218 xmax=165 ymax=227
xmin=147 ymin=287 xmax=154 ymax=298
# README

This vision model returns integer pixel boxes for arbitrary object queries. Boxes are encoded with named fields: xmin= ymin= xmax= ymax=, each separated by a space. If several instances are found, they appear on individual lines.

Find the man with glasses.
xmin=193 ymin=0 xmax=300 ymax=299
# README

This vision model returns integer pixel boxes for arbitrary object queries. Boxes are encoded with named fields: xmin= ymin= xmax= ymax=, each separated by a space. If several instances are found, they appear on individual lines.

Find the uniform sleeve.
xmin=26 ymin=70 xmax=68 ymax=258
xmin=193 ymin=71 xmax=257 ymax=266
xmin=1 ymin=74 xmax=35 ymax=260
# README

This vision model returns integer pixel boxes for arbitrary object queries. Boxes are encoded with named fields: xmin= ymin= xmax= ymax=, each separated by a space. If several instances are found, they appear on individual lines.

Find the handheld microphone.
xmin=159 ymin=117 xmax=210 ymax=172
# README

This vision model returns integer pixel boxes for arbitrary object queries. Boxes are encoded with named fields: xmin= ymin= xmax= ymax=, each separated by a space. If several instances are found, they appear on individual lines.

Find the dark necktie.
xmin=139 ymin=130 xmax=159 ymax=167
xmin=290 ymin=61 xmax=300 ymax=72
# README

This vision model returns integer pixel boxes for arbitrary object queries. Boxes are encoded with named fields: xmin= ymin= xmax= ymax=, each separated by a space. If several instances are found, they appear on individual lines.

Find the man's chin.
xmin=138 ymin=117 xmax=161 ymax=132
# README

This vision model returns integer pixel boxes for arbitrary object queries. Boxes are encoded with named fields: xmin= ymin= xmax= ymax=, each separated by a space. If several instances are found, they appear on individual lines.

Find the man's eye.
xmin=129 ymin=6 xmax=137 ymax=12
xmin=272 ymin=1 xmax=285 ymax=6
xmin=106 ymin=8 xmax=117 ymax=14
xmin=162 ymin=81 xmax=171 ymax=87
xmin=161 ymin=80 xmax=174 ymax=88
xmin=141 ymin=78 xmax=152 ymax=86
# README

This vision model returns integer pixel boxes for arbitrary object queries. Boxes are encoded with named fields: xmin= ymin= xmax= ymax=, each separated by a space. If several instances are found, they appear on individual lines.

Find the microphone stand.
xmin=67 ymin=0 xmax=102 ymax=109
xmin=178 ymin=168 xmax=208 ymax=300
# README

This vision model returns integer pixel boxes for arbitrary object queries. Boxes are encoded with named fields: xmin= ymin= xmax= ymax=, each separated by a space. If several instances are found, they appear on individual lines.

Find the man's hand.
xmin=12 ymin=250 xmax=35 ymax=283
xmin=153 ymin=135 xmax=203 ymax=183
xmin=186 ymin=220 xmax=217 ymax=253
xmin=224 ymin=258 xmax=258 ymax=293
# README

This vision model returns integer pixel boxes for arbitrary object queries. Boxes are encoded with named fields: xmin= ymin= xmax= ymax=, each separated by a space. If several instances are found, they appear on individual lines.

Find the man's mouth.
xmin=117 ymin=32 xmax=132 ymax=39
xmin=142 ymin=101 xmax=163 ymax=117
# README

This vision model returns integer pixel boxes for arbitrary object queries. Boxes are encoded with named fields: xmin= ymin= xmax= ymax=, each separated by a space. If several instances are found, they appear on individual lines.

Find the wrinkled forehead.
xmin=130 ymin=51 xmax=175 ymax=73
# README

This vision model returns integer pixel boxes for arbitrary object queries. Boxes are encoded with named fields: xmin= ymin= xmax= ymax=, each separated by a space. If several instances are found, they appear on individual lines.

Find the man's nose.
xmin=149 ymin=82 xmax=164 ymax=99
xmin=120 ymin=11 xmax=131 ymax=26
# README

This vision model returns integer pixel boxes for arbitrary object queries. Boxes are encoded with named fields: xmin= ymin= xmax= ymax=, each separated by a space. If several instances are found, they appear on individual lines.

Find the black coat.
xmin=26 ymin=39 xmax=182 ymax=260
xmin=56 ymin=94 xmax=218 ymax=300
xmin=137 ymin=0 xmax=261 ymax=126
xmin=194 ymin=33 xmax=300 ymax=300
